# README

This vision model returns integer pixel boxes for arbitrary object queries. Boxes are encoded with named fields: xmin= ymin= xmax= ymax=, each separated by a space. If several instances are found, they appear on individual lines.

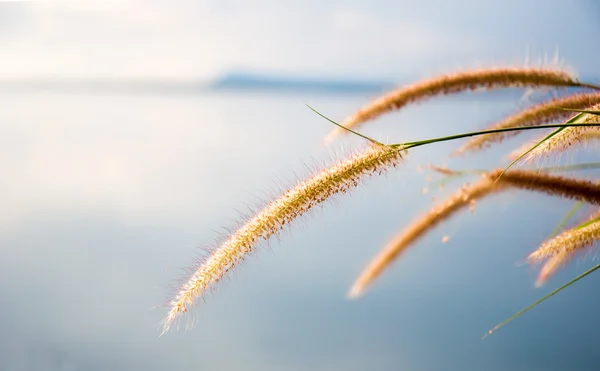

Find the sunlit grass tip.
xmin=511 ymin=104 xmax=600 ymax=162
xmin=348 ymin=173 xmax=500 ymax=299
xmin=528 ymin=210 xmax=600 ymax=286
xmin=161 ymin=143 xmax=405 ymax=334
xmin=325 ymin=66 xmax=595 ymax=144
xmin=454 ymin=92 xmax=600 ymax=155
xmin=349 ymin=170 xmax=600 ymax=298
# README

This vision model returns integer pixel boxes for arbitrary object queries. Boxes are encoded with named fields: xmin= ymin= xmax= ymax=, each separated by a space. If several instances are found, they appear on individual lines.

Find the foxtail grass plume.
xmin=348 ymin=173 xmax=500 ymax=298
xmin=161 ymin=144 xmax=404 ymax=333
xmin=507 ymin=130 xmax=600 ymax=161
xmin=512 ymin=104 xmax=600 ymax=162
xmin=453 ymin=92 xmax=600 ymax=155
xmin=531 ymin=213 xmax=600 ymax=286
xmin=325 ymin=67 xmax=590 ymax=143
xmin=349 ymin=170 xmax=600 ymax=298
xmin=528 ymin=210 xmax=600 ymax=263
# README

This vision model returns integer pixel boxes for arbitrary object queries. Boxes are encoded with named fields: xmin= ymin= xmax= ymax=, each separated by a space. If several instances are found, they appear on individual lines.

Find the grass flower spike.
xmin=454 ymin=92 xmax=600 ymax=155
xmin=528 ymin=210 xmax=600 ymax=279
xmin=348 ymin=173 xmax=500 ymax=298
xmin=513 ymin=105 xmax=600 ymax=161
xmin=325 ymin=67 xmax=591 ymax=143
xmin=532 ymin=216 xmax=600 ymax=286
xmin=350 ymin=170 xmax=600 ymax=297
xmin=162 ymin=144 xmax=404 ymax=333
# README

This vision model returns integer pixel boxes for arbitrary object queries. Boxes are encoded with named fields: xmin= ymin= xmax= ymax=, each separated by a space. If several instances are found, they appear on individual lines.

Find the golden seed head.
xmin=349 ymin=170 xmax=600 ymax=298
xmin=454 ymin=92 xmax=600 ymax=155
xmin=325 ymin=67 xmax=581 ymax=143
xmin=162 ymin=144 xmax=404 ymax=333
xmin=528 ymin=210 xmax=600 ymax=264
xmin=516 ymin=104 xmax=600 ymax=162
xmin=348 ymin=173 xmax=501 ymax=299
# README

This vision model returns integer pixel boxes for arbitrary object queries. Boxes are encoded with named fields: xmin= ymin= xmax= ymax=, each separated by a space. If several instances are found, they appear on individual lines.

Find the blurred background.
xmin=1 ymin=1 xmax=600 ymax=370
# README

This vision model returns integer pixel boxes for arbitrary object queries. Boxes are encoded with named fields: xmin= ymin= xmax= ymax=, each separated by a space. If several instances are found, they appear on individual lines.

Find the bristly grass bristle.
xmin=325 ymin=66 xmax=592 ymax=143
xmin=349 ymin=170 xmax=600 ymax=297
xmin=454 ymin=93 xmax=600 ymax=155
xmin=161 ymin=143 xmax=405 ymax=333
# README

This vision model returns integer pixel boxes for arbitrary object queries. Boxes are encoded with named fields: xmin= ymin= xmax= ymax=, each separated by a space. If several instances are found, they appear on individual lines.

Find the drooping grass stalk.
xmin=348 ymin=174 xmax=500 ymax=298
xmin=349 ymin=170 xmax=600 ymax=298
xmin=324 ymin=67 xmax=598 ymax=143
xmin=163 ymin=108 xmax=600 ymax=333
xmin=161 ymin=143 xmax=405 ymax=333
xmin=453 ymin=92 xmax=600 ymax=155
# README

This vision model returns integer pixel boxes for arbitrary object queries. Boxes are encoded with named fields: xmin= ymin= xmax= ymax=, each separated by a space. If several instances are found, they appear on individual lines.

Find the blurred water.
xmin=0 ymin=89 xmax=599 ymax=371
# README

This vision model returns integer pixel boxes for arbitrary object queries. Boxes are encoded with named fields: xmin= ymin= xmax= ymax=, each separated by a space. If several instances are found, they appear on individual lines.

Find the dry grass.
xmin=325 ymin=67 xmax=589 ymax=143
xmin=528 ymin=210 xmax=600 ymax=286
xmin=349 ymin=170 xmax=600 ymax=297
xmin=164 ymin=63 xmax=600 ymax=336
xmin=517 ymin=105 xmax=600 ymax=161
xmin=161 ymin=144 xmax=404 ymax=333
xmin=454 ymin=92 xmax=600 ymax=155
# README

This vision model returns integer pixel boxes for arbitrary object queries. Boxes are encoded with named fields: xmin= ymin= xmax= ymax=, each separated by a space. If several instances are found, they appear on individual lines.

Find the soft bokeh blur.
xmin=1 ymin=1 xmax=600 ymax=370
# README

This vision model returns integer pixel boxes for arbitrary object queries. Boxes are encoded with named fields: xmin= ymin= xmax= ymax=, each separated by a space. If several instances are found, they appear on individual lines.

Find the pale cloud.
xmin=2 ymin=0 xmax=597 ymax=80
xmin=0 ymin=0 xmax=480 ymax=79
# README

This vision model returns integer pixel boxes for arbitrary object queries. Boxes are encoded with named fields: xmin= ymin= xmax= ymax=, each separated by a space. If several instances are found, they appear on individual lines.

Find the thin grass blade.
xmin=307 ymin=105 xmax=383 ymax=145
xmin=484 ymin=262 xmax=600 ymax=338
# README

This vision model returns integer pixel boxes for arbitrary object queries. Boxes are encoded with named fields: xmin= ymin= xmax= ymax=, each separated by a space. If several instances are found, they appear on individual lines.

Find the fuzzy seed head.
xmin=350 ymin=170 xmax=600 ymax=297
xmin=162 ymin=144 xmax=404 ymax=333
xmin=348 ymin=173 xmax=502 ymax=298
xmin=518 ymin=104 xmax=600 ymax=162
xmin=454 ymin=92 xmax=600 ymax=155
xmin=528 ymin=211 xmax=600 ymax=264
xmin=325 ymin=67 xmax=582 ymax=143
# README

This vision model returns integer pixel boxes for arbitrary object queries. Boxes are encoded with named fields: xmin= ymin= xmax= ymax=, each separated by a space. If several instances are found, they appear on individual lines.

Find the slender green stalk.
xmin=309 ymin=105 xmax=600 ymax=150
xmin=484 ymin=263 xmax=600 ymax=338
xmin=307 ymin=105 xmax=383 ymax=145
xmin=575 ymin=216 xmax=600 ymax=230
xmin=400 ymin=122 xmax=600 ymax=149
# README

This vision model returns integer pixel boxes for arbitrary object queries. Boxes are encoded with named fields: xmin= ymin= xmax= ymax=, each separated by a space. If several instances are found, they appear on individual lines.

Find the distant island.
xmin=0 ymin=70 xmax=394 ymax=95
xmin=210 ymin=71 xmax=394 ymax=93
xmin=0 ymin=70 xmax=595 ymax=96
